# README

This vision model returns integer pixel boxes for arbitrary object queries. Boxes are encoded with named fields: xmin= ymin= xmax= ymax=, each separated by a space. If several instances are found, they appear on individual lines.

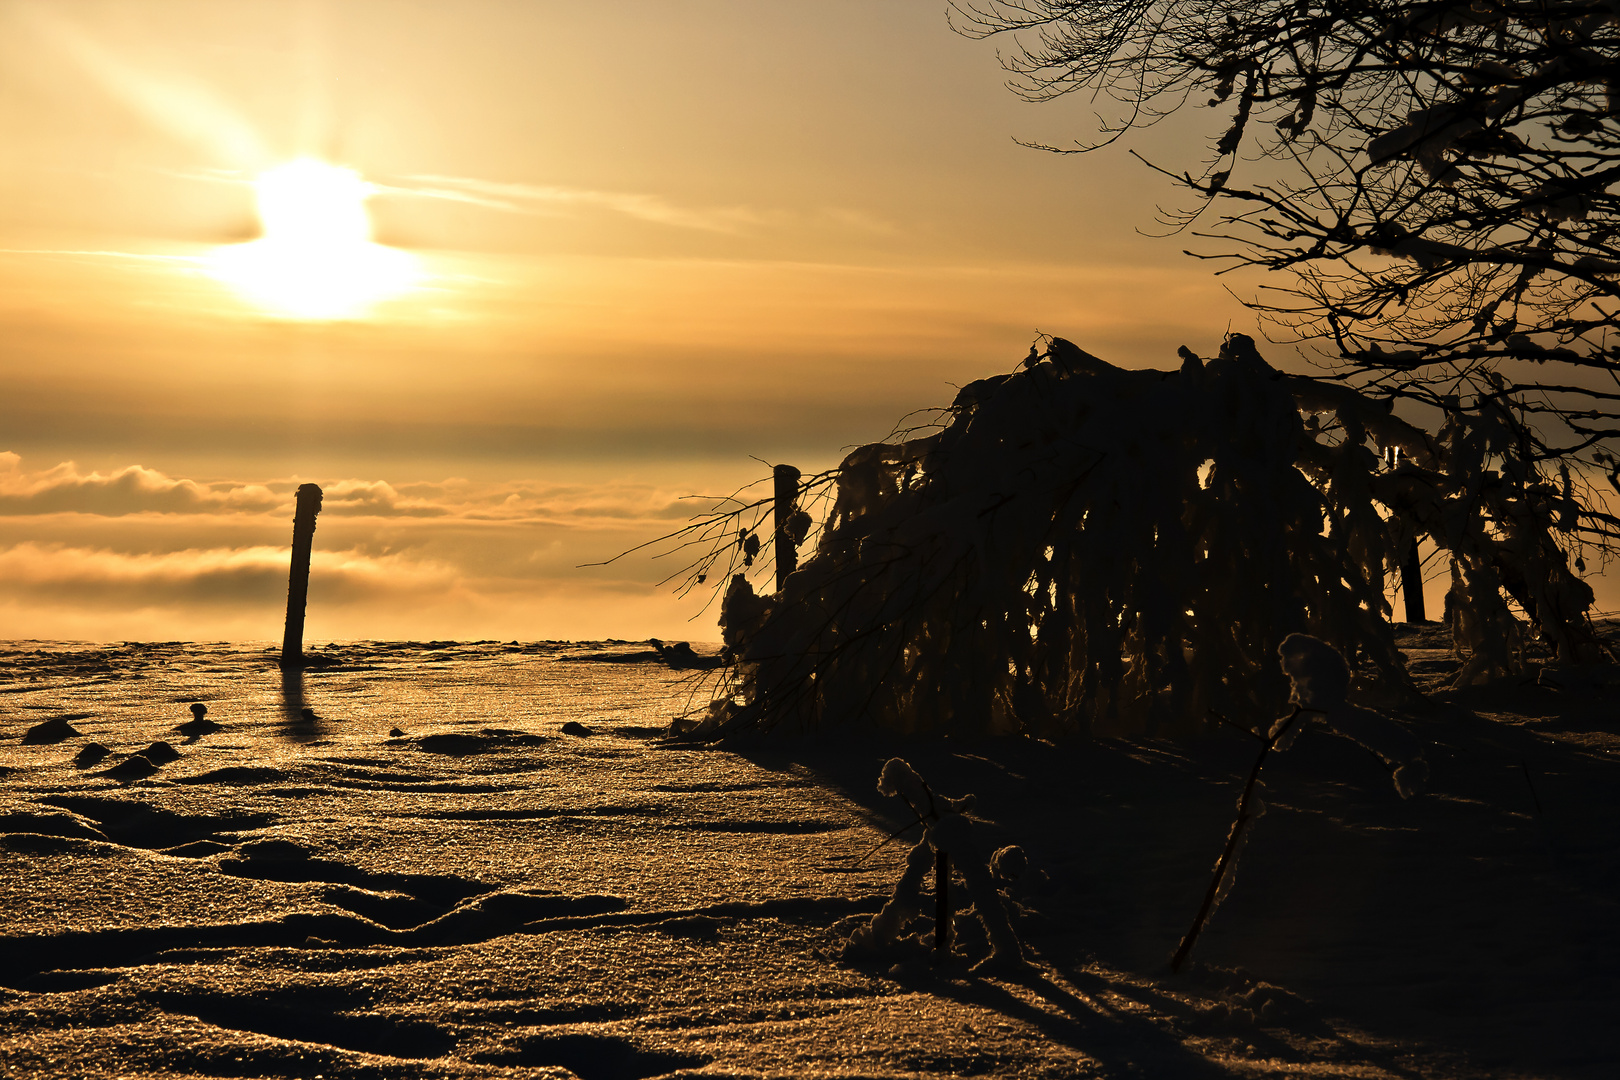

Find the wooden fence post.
xmin=280 ymin=483 xmax=323 ymax=667
xmin=773 ymin=463 xmax=801 ymax=592
xmin=1401 ymin=538 xmax=1427 ymax=623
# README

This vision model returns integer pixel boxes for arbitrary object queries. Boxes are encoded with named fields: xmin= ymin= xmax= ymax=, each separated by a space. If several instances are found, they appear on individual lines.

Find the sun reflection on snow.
xmin=208 ymin=159 xmax=419 ymax=319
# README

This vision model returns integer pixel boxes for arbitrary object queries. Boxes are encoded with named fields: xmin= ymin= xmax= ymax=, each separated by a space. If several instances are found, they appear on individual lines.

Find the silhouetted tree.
xmin=955 ymin=0 xmax=1620 ymax=541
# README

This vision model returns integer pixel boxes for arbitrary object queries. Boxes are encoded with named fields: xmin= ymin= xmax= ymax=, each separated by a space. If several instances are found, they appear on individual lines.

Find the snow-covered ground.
xmin=2 ymin=633 xmax=1616 ymax=1079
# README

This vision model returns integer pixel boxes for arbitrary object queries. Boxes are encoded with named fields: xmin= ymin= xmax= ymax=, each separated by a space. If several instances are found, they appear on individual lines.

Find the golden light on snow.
xmin=208 ymin=159 xmax=418 ymax=319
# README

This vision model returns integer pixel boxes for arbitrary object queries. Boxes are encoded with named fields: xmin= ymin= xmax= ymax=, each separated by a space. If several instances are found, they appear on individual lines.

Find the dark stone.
xmin=138 ymin=741 xmax=182 ymax=765
xmin=649 ymin=639 xmax=725 ymax=670
xmin=417 ymin=730 xmax=549 ymax=756
xmin=22 ymin=716 xmax=82 ymax=745
xmin=99 ymin=755 xmax=160 ymax=782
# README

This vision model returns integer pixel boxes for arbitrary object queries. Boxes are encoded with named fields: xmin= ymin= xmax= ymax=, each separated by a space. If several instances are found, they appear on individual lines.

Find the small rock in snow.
xmin=176 ymin=717 xmax=223 ymax=738
xmin=22 ymin=716 xmax=82 ymax=745
xmin=99 ymin=755 xmax=160 ymax=782
xmin=137 ymin=741 xmax=181 ymax=765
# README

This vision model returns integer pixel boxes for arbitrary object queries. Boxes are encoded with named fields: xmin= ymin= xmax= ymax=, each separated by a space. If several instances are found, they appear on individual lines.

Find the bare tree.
xmin=954 ymin=0 xmax=1620 ymax=535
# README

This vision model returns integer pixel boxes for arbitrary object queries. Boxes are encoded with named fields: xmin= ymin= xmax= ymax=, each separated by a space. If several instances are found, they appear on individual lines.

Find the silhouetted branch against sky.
xmin=957 ymin=0 xmax=1620 ymax=482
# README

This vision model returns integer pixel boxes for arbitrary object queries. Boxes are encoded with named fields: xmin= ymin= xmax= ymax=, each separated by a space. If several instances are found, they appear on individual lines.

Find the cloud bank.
xmin=0 ymin=453 xmax=279 ymax=516
xmin=0 ymin=452 xmax=738 ymax=642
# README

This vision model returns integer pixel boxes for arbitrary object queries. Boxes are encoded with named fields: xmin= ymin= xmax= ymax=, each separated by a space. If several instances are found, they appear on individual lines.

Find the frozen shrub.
xmin=842 ymin=758 xmax=1026 ymax=973
xmin=670 ymin=335 xmax=1599 ymax=740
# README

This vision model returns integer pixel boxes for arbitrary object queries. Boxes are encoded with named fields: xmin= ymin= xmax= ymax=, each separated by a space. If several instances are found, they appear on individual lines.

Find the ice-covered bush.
xmin=841 ymin=758 xmax=1026 ymax=973
xmin=1311 ymin=365 xmax=1608 ymax=683
xmin=665 ymin=335 xmax=1600 ymax=740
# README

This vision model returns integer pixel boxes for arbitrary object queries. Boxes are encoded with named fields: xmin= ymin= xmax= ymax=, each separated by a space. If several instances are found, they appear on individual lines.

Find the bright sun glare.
xmin=208 ymin=159 xmax=418 ymax=319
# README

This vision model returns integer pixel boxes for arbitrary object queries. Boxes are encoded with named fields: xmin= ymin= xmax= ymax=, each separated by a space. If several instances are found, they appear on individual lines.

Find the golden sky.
xmin=0 ymin=0 xmax=1296 ymax=642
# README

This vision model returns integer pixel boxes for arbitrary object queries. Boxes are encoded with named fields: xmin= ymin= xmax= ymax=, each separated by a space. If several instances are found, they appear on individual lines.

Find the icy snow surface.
xmin=1 ymin=634 xmax=1617 ymax=1079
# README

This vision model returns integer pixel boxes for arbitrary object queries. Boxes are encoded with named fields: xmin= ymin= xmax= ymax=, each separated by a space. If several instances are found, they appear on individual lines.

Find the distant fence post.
xmin=281 ymin=483 xmax=324 ymax=667
xmin=773 ymin=463 xmax=802 ymax=592
xmin=1401 ymin=537 xmax=1427 ymax=623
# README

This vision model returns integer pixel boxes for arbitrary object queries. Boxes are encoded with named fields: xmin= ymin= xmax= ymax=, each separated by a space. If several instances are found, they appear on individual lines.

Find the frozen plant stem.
xmin=1170 ymin=705 xmax=1303 ymax=974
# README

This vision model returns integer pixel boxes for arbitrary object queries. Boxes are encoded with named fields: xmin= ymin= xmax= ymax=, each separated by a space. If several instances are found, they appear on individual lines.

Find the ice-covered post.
xmin=280 ymin=483 xmax=323 ymax=668
xmin=772 ymin=463 xmax=801 ymax=592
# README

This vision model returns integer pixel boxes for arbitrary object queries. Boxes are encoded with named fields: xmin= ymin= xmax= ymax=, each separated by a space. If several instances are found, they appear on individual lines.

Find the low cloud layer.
xmin=0 ymin=452 xmax=279 ymax=516
xmin=0 ymin=452 xmax=749 ymax=641
xmin=7 ymin=449 xmax=1619 ymax=642
xmin=0 ymin=541 xmax=457 ymax=608
xmin=0 ymin=453 xmax=701 ymax=525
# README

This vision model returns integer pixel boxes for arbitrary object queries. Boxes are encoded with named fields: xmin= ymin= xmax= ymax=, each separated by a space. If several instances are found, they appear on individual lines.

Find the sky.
xmin=0 ymin=0 xmax=1323 ymax=643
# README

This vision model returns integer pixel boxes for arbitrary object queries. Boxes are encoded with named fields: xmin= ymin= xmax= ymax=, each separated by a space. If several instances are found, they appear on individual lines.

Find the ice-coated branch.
xmin=1172 ymin=634 xmax=1430 ymax=972
xmin=1170 ymin=705 xmax=1298 ymax=974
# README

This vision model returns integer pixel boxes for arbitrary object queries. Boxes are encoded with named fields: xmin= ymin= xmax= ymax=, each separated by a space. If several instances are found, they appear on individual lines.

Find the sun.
xmin=255 ymin=159 xmax=372 ymax=247
xmin=208 ymin=159 xmax=419 ymax=319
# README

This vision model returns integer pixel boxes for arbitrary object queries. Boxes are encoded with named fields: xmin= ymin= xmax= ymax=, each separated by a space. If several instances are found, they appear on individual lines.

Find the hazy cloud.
xmin=379 ymin=175 xmax=902 ymax=240
xmin=0 ymin=535 xmax=693 ymax=643
xmin=385 ymin=175 xmax=765 ymax=234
